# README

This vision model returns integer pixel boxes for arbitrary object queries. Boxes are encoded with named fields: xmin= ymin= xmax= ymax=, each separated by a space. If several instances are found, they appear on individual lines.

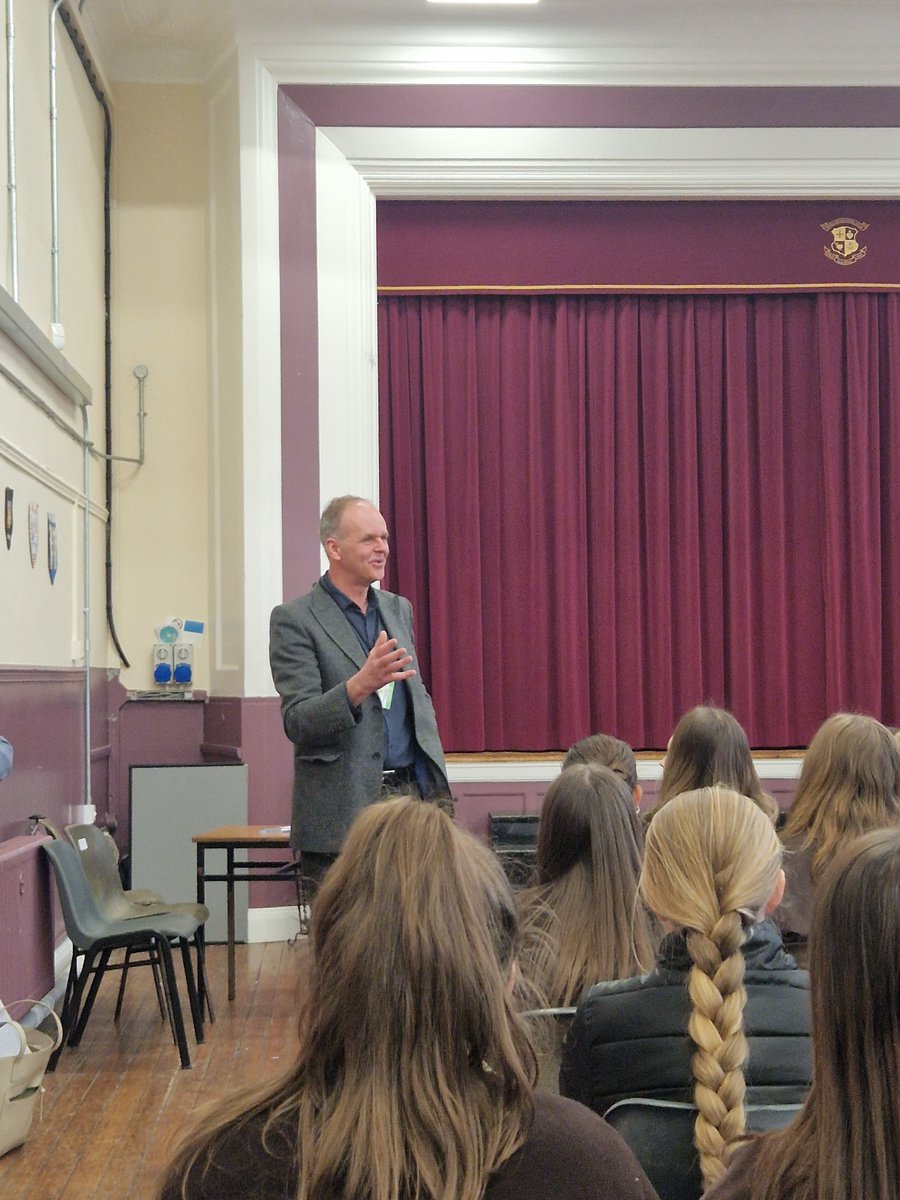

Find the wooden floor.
xmin=0 ymin=940 xmax=311 ymax=1200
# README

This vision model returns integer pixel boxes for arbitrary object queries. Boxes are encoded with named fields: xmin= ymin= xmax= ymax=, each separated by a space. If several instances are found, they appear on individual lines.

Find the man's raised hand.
xmin=346 ymin=630 xmax=416 ymax=706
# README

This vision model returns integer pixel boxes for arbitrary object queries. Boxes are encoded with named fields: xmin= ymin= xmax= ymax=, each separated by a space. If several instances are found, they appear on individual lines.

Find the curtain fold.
xmin=378 ymin=292 xmax=900 ymax=751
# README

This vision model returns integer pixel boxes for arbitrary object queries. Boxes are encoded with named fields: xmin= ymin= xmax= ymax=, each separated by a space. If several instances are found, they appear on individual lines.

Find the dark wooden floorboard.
xmin=0 ymin=941 xmax=310 ymax=1200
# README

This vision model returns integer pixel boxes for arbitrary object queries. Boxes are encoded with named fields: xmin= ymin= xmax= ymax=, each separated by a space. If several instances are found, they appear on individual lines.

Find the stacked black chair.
xmin=488 ymin=812 xmax=541 ymax=887
xmin=41 ymin=838 xmax=207 ymax=1070
xmin=65 ymin=822 xmax=213 ymax=1025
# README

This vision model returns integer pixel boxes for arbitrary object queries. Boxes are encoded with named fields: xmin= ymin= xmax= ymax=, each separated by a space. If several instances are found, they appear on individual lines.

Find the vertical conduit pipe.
xmin=49 ymin=0 xmax=96 ymax=811
xmin=81 ymin=405 xmax=92 ymax=814
xmin=6 ymin=0 xmax=17 ymax=300
xmin=57 ymin=3 xmax=129 ymax=668
xmin=49 ymin=0 xmax=65 ymax=328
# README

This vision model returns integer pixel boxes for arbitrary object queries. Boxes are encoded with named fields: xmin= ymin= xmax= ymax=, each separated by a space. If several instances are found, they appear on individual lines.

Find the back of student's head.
xmin=309 ymin=796 xmax=525 ymax=1044
xmin=749 ymin=827 xmax=900 ymax=1200
xmin=782 ymin=712 xmax=900 ymax=879
xmin=161 ymin=796 xmax=535 ymax=1200
xmin=519 ymin=763 xmax=655 ymax=1004
xmin=563 ymin=733 xmax=638 ymax=792
xmin=305 ymin=799 xmax=535 ymax=1186
xmin=810 ymin=828 xmax=900 ymax=1169
xmin=639 ymin=787 xmax=783 ymax=1190
xmin=655 ymin=705 xmax=778 ymax=823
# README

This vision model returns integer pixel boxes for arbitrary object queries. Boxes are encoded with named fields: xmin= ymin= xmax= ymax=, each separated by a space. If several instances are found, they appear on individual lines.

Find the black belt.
xmin=381 ymin=765 xmax=416 ymax=788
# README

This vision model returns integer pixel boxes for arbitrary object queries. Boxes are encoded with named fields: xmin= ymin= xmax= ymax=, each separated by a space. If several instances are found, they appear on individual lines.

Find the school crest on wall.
xmin=821 ymin=218 xmax=869 ymax=266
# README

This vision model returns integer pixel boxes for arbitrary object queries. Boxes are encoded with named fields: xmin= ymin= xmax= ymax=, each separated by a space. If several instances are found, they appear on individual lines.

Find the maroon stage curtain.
xmin=378 ymin=292 xmax=900 ymax=751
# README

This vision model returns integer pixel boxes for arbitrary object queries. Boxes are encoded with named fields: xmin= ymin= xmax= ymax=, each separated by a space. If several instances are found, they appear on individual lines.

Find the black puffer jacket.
xmin=559 ymin=921 xmax=811 ymax=1116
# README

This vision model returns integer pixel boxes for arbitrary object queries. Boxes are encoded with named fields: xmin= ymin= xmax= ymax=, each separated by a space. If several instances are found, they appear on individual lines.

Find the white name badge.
xmin=378 ymin=681 xmax=395 ymax=709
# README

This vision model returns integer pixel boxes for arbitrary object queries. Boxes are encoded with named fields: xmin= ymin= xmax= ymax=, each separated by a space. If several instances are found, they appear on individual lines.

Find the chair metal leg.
xmin=48 ymin=953 xmax=81 ymax=1071
xmin=150 ymin=951 xmax=168 ymax=1021
xmin=291 ymin=858 xmax=311 ymax=941
xmin=195 ymin=927 xmax=214 ymax=1025
xmin=114 ymin=946 xmax=132 ymax=1022
xmin=145 ymin=942 xmax=178 ymax=1045
xmin=70 ymin=947 xmax=113 ymax=1047
xmin=155 ymin=936 xmax=191 ymax=1069
xmin=179 ymin=938 xmax=204 ymax=1044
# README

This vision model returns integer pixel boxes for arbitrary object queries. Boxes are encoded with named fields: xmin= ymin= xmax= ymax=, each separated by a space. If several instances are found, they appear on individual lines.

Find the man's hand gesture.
xmin=346 ymin=631 xmax=416 ymax=706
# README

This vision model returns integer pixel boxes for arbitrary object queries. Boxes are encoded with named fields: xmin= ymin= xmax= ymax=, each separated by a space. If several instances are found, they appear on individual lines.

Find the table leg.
xmin=227 ymin=846 xmax=236 ymax=1001
xmin=196 ymin=843 xmax=207 ymax=1013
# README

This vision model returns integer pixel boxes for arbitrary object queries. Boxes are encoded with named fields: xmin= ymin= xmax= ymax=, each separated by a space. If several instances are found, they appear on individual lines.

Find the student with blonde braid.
xmin=561 ymin=789 xmax=811 ymax=1190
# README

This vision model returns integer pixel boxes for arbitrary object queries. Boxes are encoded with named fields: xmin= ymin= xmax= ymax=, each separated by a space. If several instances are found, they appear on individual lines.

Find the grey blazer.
xmin=269 ymin=580 xmax=449 ymax=853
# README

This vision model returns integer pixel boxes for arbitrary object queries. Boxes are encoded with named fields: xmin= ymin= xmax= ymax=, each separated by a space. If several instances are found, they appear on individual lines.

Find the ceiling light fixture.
xmin=427 ymin=1 xmax=540 ymax=6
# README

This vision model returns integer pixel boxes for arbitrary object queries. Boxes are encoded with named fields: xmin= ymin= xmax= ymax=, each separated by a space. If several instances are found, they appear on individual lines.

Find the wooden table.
xmin=193 ymin=824 xmax=299 ymax=1000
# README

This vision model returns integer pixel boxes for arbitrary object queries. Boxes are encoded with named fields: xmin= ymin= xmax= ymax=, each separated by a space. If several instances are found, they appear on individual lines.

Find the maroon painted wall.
xmin=0 ymin=667 xmax=107 ymax=1000
xmin=281 ymin=84 xmax=900 ymax=130
xmin=377 ymin=199 xmax=900 ymax=292
xmin=107 ymin=684 xmax=206 ymax=857
xmin=0 ymin=837 xmax=54 ymax=1002
xmin=278 ymin=90 xmax=322 ymax=603
xmin=205 ymin=695 xmax=296 ymax=906
xmin=0 ymin=667 xmax=102 ymax=842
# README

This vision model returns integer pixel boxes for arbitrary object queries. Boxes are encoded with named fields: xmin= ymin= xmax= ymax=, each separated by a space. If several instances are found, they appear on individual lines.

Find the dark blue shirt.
xmin=319 ymin=574 xmax=415 ymax=769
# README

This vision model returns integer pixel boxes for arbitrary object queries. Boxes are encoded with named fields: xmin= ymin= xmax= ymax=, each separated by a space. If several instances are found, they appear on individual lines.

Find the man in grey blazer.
xmin=269 ymin=496 xmax=449 ymax=882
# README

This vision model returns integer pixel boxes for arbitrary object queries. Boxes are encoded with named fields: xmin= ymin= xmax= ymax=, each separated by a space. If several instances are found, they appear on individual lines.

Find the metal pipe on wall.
xmin=80 ymin=404 xmax=92 ymax=818
xmin=6 ymin=0 xmax=18 ymax=301
xmin=42 ymin=0 xmax=143 ymax=806
xmin=56 ymin=1 xmax=130 ymax=668
xmin=48 ymin=0 xmax=65 ymax=338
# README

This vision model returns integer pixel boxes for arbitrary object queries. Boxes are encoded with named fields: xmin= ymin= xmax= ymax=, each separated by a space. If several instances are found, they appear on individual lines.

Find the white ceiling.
xmin=77 ymin=0 xmax=900 ymax=87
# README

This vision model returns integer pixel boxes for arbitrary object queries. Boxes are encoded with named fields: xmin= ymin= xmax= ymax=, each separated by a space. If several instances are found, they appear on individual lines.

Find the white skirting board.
xmin=246 ymin=905 xmax=309 ymax=944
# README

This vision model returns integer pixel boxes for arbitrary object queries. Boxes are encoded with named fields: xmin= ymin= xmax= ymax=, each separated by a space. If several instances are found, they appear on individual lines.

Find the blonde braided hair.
xmin=639 ymin=787 xmax=782 ymax=1190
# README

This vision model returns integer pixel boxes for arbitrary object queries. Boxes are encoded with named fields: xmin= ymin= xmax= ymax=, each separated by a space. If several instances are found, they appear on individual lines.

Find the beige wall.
xmin=111 ymin=83 xmax=212 ymax=691
xmin=1 ymin=32 xmax=246 ymax=693
xmin=0 ymin=5 xmax=108 ymax=670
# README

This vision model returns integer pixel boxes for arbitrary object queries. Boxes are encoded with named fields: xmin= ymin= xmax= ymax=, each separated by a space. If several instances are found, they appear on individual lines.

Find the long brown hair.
xmin=517 ymin=764 xmax=657 ymax=1005
xmin=159 ymin=798 xmax=536 ymax=1200
xmin=781 ymin=712 xmax=900 ymax=879
xmin=745 ymin=828 xmax=900 ymax=1200
xmin=639 ymin=787 xmax=783 ymax=1191
xmin=653 ymin=706 xmax=778 ymax=823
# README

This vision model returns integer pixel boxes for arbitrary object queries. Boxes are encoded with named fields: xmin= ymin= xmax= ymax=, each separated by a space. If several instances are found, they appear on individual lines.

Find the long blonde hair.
xmin=160 ymin=798 xmax=536 ymax=1200
xmin=782 ymin=712 xmax=900 ymax=880
xmin=747 ymin=828 xmax=900 ymax=1200
xmin=517 ymin=764 xmax=657 ymax=1005
xmin=653 ymin=706 xmax=779 ymax=824
xmin=639 ymin=787 xmax=783 ymax=1191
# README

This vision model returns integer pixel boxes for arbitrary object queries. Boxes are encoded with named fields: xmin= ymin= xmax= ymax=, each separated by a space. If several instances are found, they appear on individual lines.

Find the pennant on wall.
xmin=4 ymin=487 xmax=11 ymax=549
xmin=28 ymin=502 xmax=38 ymax=567
xmin=47 ymin=512 xmax=58 ymax=584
